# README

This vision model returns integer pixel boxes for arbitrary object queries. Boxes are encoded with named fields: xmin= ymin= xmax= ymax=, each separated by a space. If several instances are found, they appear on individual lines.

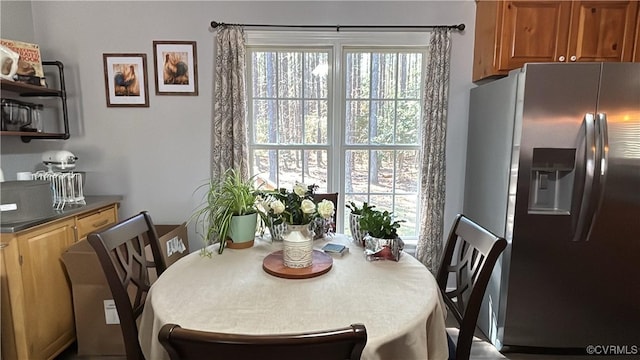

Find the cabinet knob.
xmin=570 ymin=55 xmax=577 ymax=62
xmin=558 ymin=56 xmax=566 ymax=62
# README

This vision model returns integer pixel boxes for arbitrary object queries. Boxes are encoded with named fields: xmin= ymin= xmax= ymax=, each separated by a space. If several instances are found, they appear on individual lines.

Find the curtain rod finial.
xmin=456 ymin=24 xmax=465 ymax=31
xmin=211 ymin=21 xmax=221 ymax=28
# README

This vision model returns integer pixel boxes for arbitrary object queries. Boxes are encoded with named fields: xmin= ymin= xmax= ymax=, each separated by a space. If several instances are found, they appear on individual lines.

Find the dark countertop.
xmin=1 ymin=195 xmax=123 ymax=233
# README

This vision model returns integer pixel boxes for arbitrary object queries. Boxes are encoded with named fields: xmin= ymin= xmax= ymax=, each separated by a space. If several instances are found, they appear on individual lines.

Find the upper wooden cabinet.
xmin=569 ymin=1 xmax=638 ymax=62
xmin=634 ymin=5 xmax=640 ymax=61
xmin=473 ymin=0 xmax=639 ymax=81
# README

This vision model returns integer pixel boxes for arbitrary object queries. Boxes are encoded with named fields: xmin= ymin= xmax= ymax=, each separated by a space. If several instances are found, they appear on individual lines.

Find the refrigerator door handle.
xmin=596 ymin=113 xmax=608 ymax=177
xmin=572 ymin=113 xmax=597 ymax=242
xmin=582 ymin=113 xmax=610 ymax=240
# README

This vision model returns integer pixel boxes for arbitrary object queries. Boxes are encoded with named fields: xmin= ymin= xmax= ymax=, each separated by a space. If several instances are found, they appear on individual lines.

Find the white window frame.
xmin=246 ymin=45 xmax=335 ymax=190
xmin=246 ymin=31 xmax=428 ymax=241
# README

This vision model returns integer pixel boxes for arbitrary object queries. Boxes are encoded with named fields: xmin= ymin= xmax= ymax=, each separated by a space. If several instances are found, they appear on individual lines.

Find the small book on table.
xmin=322 ymin=243 xmax=349 ymax=257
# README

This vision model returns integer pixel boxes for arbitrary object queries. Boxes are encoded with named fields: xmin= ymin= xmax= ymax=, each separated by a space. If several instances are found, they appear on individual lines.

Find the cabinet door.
xmin=1 ymin=239 xmax=19 ymax=360
xmin=635 ymin=8 xmax=640 ymax=61
xmin=568 ymin=1 xmax=638 ymax=62
xmin=17 ymin=218 xmax=76 ymax=359
xmin=497 ymin=1 xmax=572 ymax=70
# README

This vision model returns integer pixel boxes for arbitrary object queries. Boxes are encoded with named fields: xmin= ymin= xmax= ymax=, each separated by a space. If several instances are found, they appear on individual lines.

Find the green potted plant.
xmin=359 ymin=209 xmax=404 ymax=239
xmin=346 ymin=201 xmax=375 ymax=246
xmin=359 ymin=209 xmax=405 ymax=261
xmin=192 ymin=169 xmax=259 ymax=255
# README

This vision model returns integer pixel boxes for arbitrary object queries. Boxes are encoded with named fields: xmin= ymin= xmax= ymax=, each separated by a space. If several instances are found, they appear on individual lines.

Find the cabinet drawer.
xmin=76 ymin=206 xmax=117 ymax=240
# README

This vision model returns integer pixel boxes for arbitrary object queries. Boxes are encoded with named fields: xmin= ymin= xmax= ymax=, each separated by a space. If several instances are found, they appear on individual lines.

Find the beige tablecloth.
xmin=138 ymin=235 xmax=448 ymax=360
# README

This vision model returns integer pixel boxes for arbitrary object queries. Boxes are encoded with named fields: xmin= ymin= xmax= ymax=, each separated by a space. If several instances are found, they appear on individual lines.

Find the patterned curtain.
xmin=212 ymin=25 xmax=249 ymax=180
xmin=416 ymin=28 xmax=452 ymax=273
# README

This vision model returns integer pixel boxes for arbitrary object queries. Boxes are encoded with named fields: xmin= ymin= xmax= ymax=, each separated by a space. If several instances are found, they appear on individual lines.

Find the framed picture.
xmin=102 ymin=53 xmax=149 ymax=107
xmin=153 ymin=41 xmax=198 ymax=96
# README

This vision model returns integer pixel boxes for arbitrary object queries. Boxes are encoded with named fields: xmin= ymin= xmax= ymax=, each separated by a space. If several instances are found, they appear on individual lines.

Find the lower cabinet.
xmin=9 ymin=218 xmax=76 ymax=360
xmin=0 ymin=203 xmax=119 ymax=360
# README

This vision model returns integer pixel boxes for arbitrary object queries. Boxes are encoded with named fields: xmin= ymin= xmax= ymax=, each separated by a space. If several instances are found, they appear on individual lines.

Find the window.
xmin=248 ymin=48 xmax=332 ymax=192
xmin=247 ymin=32 xmax=427 ymax=240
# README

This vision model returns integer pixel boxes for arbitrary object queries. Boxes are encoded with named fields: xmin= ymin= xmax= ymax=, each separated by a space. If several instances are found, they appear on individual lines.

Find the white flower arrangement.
xmin=257 ymin=182 xmax=334 ymax=226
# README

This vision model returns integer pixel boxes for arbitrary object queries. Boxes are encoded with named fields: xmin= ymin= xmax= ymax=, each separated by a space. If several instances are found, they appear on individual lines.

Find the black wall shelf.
xmin=1 ymin=61 xmax=70 ymax=142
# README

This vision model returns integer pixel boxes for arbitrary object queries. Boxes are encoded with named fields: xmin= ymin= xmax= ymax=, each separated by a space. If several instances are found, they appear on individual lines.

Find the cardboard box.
xmin=61 ymin=239 xmax=126 ymax=356
xmin=155 ymin=222 xmax=189 ymax=268
xmin=61 ymin=224 xmax=189 ymax=356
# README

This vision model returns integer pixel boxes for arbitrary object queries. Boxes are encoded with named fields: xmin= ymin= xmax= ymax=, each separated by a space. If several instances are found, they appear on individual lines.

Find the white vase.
xmin=349 ymin=213 xmax=367 ymax=246
xmin=282 ymin=224 xmax=314 ymax=268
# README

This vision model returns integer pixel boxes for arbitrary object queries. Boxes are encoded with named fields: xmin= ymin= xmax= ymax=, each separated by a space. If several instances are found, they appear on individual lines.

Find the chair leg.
xmin=447 ymin=332 xmax=457 ymax=360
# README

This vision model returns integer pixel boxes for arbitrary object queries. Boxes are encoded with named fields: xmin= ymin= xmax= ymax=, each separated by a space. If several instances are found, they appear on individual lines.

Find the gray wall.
xmin=1 ymin=1 xmax=35 ymax=42
xmin=1 ymin=1 xmax=476 ymax=251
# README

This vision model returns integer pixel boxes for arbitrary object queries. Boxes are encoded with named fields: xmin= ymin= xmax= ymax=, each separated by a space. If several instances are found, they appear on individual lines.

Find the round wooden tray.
xmin=262 ymin=250 xmax=333 ymax=279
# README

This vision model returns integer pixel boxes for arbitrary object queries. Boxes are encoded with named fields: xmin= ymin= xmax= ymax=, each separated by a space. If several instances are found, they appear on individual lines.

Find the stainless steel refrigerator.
xmin=464 ymin=62 xmax=640 ymax=350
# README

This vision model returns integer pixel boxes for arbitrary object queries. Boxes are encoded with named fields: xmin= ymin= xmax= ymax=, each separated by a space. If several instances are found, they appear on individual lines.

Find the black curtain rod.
xmin=211 ymin=21 xmax=465 ymax=32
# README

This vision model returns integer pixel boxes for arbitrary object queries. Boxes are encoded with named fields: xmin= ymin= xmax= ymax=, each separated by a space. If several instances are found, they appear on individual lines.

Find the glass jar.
xmin=1 ymin=99 xmax=31 ymax=131
xmin=31 ymin=104 xmax=43 ymax=132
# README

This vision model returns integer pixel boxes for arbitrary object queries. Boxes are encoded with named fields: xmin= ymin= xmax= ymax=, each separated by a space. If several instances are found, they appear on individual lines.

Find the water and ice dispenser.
xmin=528 ymin=148 xmax=576 ymax=215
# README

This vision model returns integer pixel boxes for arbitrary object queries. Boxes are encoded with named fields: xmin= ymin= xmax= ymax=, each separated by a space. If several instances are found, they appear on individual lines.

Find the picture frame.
xmin=153 ymin=41 xmax=198 ymax=96
xmin=102 ymin=53 xmax=149 ymax=107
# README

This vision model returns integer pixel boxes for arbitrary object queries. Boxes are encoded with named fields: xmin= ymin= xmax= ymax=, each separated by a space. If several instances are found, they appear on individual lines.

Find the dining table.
xmin=138 ymin=234 xmax=449 ymax=360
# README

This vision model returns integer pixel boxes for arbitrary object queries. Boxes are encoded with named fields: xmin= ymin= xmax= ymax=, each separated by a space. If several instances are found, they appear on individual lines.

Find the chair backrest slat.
xmin=158 ymin=323 xmax=367 ymax=360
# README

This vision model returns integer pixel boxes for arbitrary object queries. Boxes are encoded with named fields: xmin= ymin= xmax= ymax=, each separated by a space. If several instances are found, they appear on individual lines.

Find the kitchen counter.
xmin=0 ymin=195 xmax=122 ymax=233
xmin=1 ymin=195 xmax=122 ymax=359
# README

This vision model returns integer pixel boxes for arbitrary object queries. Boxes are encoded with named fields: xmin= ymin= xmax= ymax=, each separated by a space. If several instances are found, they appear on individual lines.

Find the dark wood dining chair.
xmin=436 ymin=214 xmax=507 ymax=360
xmin=87 ymin=211 xmax=164 ymax=360
xmin=312 ymin=192 xmax=339 ymax=231
xmin=158 ymin=323 xmax=367 ymax=360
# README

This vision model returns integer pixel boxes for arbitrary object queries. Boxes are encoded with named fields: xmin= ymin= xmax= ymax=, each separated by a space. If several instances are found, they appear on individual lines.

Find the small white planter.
xmin=349 ymin=213 xmax=367 ymax=246
xmin=268 ymin=219 xmax=287 ymax=241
